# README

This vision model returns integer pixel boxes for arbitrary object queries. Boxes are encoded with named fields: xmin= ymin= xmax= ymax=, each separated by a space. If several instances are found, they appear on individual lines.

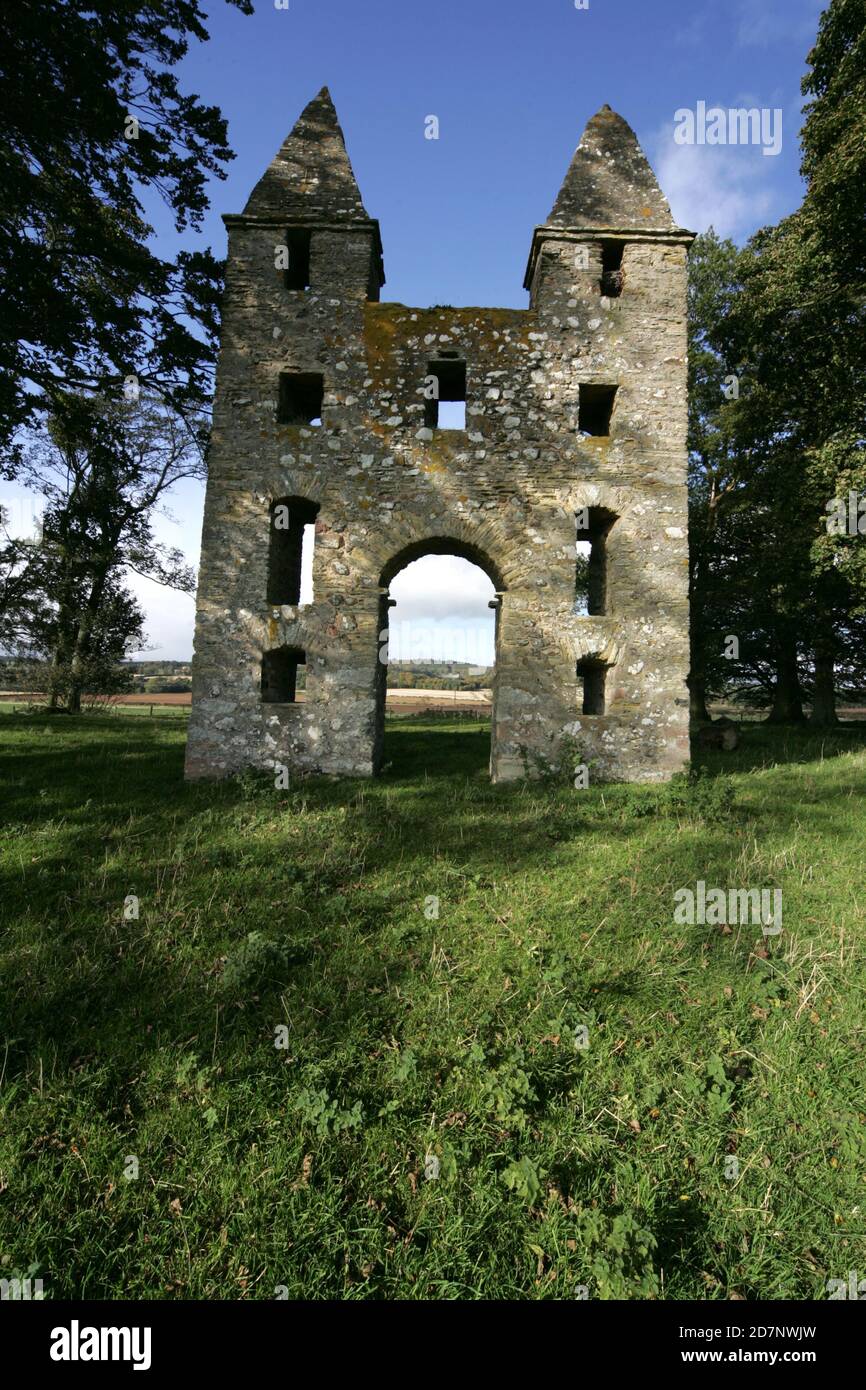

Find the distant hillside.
xmin=387 ymin=661 xmax=494 ymax=690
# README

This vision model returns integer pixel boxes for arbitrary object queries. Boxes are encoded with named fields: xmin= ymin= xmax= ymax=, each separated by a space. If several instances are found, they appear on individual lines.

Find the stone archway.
xmin=374 ymin=537 xmax=506 ymax=776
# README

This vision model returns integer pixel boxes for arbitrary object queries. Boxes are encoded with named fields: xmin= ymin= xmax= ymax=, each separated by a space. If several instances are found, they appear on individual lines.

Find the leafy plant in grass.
xmin=703 ymin=1053 xmax=737 ymax=1122
xmin=611 ymin=769 xmax=735 ymax=824
xmin=679 ymin=1053 xmax=738 ymax=1123
xmin=378 ymin=1048 xmax=418 ymax=1117
xmin=557 ymin=731 xmax=605 ymax=787
xmin=481 ymin=1049 xmax=537 ymax=1129
xmin=577 ymin=1210 xmax=659 ymax=1300
xmin=217 ymin=931 xmax=292 ymax=998
xmin=502 ymin=1156 xmax=542 ymax=1206
xmin=293 ymin=1087 xmax=364 ymax=1139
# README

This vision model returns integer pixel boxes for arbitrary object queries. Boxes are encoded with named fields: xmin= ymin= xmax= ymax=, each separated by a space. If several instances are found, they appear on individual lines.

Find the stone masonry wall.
xmin=185 ymin=95 xmax=693 ymax=785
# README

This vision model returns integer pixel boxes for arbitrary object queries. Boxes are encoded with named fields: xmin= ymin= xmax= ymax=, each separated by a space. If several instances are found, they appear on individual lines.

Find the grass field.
xmin=1 ymin=707 xmax=865 ymax=1300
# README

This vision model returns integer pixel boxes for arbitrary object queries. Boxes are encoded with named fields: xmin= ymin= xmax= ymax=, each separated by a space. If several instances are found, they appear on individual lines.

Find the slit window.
xmin=284 ymin=228 xmax=312 ymax=291
xmin=424 ymin=357 xmax=466 ymax=430
xmin=600 ymin=240 xmax=624 ymax=298
xmin=268 ymin=497 xmax=319 ymax=606
xmin=575 ymin=506 xmax=617 ymax=615
xmin=261 ymin=646 xmax=305 ymax=704
xmin=277 ymin=371 xmax=324 ymax=427
xmin=576 ymin=658 xmax=609 ymax=716
xmin=579 ymin=384 xmax=617 ymax=437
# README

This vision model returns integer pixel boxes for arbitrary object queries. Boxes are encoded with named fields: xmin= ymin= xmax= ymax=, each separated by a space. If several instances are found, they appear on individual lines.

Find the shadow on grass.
xmin=693 ymin=718 xmax=866 ymax=775
xmin=2 ymin=710 xmax=864 ymax=1077
xmin=382 ymin=716 xmax=491 ymax=781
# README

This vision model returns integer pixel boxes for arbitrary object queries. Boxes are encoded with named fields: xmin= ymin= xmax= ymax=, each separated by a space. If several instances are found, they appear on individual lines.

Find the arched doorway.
xmin=374 ymin=539 xmax=505 ymax=776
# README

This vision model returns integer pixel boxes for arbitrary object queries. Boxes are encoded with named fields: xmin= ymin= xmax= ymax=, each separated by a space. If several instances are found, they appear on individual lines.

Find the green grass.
xmin=1 ymin=708 xmax=865 ymax=1300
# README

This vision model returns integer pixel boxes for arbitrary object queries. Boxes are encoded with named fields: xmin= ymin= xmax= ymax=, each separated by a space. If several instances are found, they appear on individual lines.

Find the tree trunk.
xmin=48 ymin=630 xmax=71 ymax=709
xmin=68 ymin=576 xmax=105 ymax=715
xmin=687 ymin=670 xmax=711 ymax=723
xmin=67 ymin=672 xmax=83 ymax=715
xmin=808 ymin=647 xmax=838 ymax=726
xmin=767 ymin=641 xmax=805 ymax=723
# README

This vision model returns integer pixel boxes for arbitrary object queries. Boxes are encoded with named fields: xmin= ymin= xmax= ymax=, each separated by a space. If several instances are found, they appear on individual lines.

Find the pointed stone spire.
xmin=243 ymin=86 xmax=371 ymax=221
xmin=545 ymin=105 xmax=675 ymax=230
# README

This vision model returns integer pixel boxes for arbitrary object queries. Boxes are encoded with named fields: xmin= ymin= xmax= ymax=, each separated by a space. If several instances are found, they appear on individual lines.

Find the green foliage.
xmin=502 ymin=1157 xmax=542 ymax=1206
xmin=144 ymin=678 xmax=192 ymax=694
xmin=293 ymin=1088 xmax=364 ymax=1140
xmin=482 ymin=1050 xmax=537 ymax=1129
xmin=577 ymin=1210 xmax=659 ymax=1300
xmin=217 ymin=931 xmax=292 ymax=999
xmin=0 ymin=0 xmax=253 ymax=454
xmin=3 ymin=394 xmax=203 ymax=711
xmin=685 ymin=2 xmax=866 ymax=720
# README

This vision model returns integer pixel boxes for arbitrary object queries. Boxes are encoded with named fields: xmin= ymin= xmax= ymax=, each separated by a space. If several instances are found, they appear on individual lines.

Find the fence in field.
xmin=0 ymin=687 xmax=494 ymax=719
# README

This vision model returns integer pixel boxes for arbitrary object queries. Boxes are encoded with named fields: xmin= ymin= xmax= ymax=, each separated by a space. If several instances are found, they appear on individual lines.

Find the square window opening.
xmin=579 ymin=384 xmax=617 ymax=437
xmin=600 ymin=240 xmax=624 ymax=298
xmin=424 ymin=358 xmax=466 ymax=430
xmin=277 ymin=372 xmax=324 ymax=427
xmin=284 ymin=228 xmax=311 ymax=291
xmin=576 ymin=658 xmax=609 ymax=716
xmin=261 ymin=647 xmax=305 ymax=704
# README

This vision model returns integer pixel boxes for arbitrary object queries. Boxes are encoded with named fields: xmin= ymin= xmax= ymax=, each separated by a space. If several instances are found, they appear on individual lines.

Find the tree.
xmin=0 ymin=505 xmax=45 ymax=656
xmin=32 ymin=575 xmax=145 ymax=711
xmin=6 ymin=391 xmax=204 ymax=711
xmin=714 ymin=0 xmax=866 ymax=724
xmin=686 ymin=231 xmax=752 ymax=720
xmin=0 ymin=0 xmax=252 ymax=463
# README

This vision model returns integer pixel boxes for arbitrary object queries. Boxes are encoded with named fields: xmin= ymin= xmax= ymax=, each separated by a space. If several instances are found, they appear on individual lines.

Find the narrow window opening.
xmin=600 ymin=240 xmax=624 ymax=298
xmin=262 ymin=646 xmax=305 ymax=704
xmin=575 ymin=506 xmax=617 ymax=615
xmin=576 ymin=658 xmax=609 ymax=716
xmin=277 ymin=372 xmax=324 ymax=427
xmin=268 ymin=497 xmax=319 ymax=606
xmin=284 ymin=228 xmax=312 ymax=291
xmin=579 ymin=384 xmax=617 ymax=437
xmin=424 ymin=357 xmax=466 ymax=431
xmin=575 ymin=538 xmax=592 ymax=613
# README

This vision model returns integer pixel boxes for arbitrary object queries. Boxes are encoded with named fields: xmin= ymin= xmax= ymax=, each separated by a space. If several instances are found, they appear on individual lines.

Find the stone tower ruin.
xmin=185 ymin=89 xmax=694 ymax=783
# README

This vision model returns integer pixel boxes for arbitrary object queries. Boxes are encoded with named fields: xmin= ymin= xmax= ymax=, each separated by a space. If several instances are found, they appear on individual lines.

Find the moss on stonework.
xmin=362 ymin=302 xmax=536 ymax=385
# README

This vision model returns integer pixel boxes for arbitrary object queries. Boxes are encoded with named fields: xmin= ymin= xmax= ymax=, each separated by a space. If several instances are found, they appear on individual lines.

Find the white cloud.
xmin=389 ymin=554 xmax=494 ymax=620
xmin=653 ymin=129 xmax=780 ymax=241
xmin=126 ymin=478 xmax=203 ymax=659
xmin=736 ymin=0 xmax=824 ymax=49
xmin=388 ymin=555 xmax=495 ymax=664
xmin=127 ymin=570 xmax=197 ymax=661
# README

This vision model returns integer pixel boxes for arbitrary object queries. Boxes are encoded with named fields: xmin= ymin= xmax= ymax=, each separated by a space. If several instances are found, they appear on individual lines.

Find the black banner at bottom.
xmin=1 ymin=1297 xmax=858 ymax=1375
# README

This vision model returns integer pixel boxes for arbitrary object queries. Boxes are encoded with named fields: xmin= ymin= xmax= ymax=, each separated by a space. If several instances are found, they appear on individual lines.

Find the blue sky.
xmin=5 ymin=0 xmax=828 ymax=664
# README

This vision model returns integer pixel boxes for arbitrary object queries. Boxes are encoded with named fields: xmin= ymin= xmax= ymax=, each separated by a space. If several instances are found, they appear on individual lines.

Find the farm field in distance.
xmin=0 ymin=689 xmax=495 ymax=713
xmin=1 ymin=707 xmax=865 ymax=1299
